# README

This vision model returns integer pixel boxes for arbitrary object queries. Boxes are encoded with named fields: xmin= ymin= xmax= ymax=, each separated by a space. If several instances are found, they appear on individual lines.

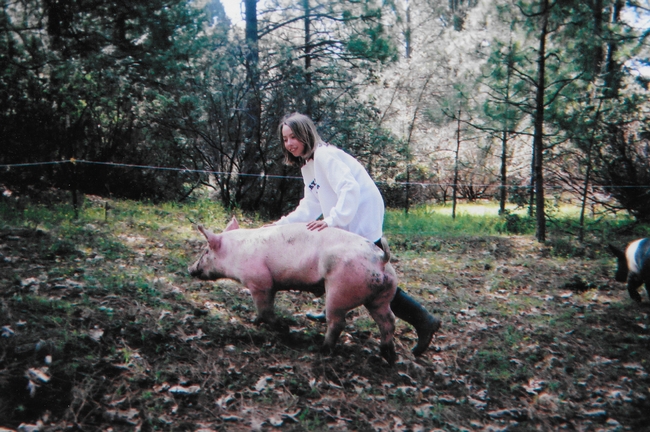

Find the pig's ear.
xmin=208 ymin=234 xmax=222 ymax=251
xmin=224 ymin=216 xmax=240 ymax=232
xmin=197 ymin=224 xmax=211 ymax=239
xmin=198 ymin=224 xmax=222 ymax=250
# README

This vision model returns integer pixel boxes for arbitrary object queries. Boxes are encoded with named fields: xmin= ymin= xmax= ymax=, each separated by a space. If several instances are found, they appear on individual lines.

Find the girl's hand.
xmin=306 ymin=220 xmax=328 ymax=231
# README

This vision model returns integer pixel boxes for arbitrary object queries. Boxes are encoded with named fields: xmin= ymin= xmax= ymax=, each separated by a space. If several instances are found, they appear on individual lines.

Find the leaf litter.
xmin=1 ymin=202 xmax=649 ymax=430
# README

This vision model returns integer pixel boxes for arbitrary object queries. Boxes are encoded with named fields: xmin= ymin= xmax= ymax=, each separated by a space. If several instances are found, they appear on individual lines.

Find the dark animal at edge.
xmin=609 ymin=238 xmax=650 ymax=303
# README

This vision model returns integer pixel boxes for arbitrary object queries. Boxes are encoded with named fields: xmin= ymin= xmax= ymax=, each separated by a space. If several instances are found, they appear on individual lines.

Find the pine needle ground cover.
xmin=1 ymin=195 xmax=649 ymax=431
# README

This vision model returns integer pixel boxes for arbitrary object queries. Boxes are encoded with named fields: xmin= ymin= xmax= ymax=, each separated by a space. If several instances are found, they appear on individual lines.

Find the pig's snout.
xmin=189 ymin=265 xmax=210 ymax=280
xmin=188 ymin=252 xmax=219 ymax=280
xmin=188 ymin=257 xmax=206 ymax=279
xmin=188 ymin=262 xmax=200 ymax=277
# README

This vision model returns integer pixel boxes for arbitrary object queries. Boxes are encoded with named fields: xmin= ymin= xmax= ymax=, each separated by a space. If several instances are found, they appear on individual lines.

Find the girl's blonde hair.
xmin=279 ymin=113 xmax=325 ymax=166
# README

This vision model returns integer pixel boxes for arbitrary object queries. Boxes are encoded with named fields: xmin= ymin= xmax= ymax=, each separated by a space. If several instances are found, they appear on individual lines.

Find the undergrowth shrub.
xmin=499 ymin=213 xmax=535 ymax=234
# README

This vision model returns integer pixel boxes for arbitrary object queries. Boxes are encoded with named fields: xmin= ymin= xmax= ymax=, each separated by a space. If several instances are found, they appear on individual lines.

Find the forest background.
xmin=2 ymin=0 xmax=650 ymax=242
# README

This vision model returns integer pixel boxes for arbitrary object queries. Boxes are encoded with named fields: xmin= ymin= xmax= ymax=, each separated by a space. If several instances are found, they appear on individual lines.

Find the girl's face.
xmin=282 ymin=124 xmax=305 ymax=158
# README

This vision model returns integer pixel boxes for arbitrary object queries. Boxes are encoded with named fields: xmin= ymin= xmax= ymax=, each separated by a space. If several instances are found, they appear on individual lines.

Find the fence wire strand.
xmin=2 ymin=159 xmax=649 ymax=189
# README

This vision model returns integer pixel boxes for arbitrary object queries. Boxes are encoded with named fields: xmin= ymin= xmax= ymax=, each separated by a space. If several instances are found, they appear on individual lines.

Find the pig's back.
xmin=272 ymin=223 xmax=375 ymax=253
xmin=262 ymin=224 xmax=383 ymax=271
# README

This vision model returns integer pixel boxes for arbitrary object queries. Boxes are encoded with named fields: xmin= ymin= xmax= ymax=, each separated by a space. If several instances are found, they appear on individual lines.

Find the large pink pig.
xmin=188 ymin=217 xmax=398 ymax=364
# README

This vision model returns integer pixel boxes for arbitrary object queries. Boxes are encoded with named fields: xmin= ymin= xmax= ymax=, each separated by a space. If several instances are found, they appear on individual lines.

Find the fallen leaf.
xmin=523 ymin=379 xmax=545 ymax=395
xmin=26 ymin=367 xmax=50 ymax=383
xmin=581 ymin=409 xmax=607 ymax=418
xmin=216 ymin=393 xmax=235 ymax=409
xmin=106 ymin=397 xmax=127 ymax=406
xmin=487 ymin=408 xmax=528 ymax=420
xmin=103 ymin=408 xmax=139 ymax=425
xmin=154 ymin=383 xmax=170 ymax=392
xmin=16 ymin=423 xmax=41 ymax=432
xmin=392 ymin=416 xmax=407 ymax=432
xmin=183 ymin=328 xmax=204 ymax=342
xmin=436 ymin=394 xmax=457 ymax=404
xmin=254 ymin=375 xmax=272 ymax=392
xmin=371 ymin=419 xmax=391 ymax=431
xmin=89 ymin=327 xmax=104 ymax=342
xmin=27 ymin=380 xmax=39 ymax=397
xmin=168 ymin=385 xmax=200 ymax=395
xmin=468 ymin=397 xmax=487 ymax=410
xmin=20 ymin=278 xmax=39 ymax=287
xmin=281 ymin=409 xmax=301 ymax=423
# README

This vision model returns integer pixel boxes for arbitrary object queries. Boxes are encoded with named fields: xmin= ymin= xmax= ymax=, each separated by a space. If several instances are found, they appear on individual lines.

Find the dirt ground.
xmin=1 ymin=210 xmax=649 ymax=431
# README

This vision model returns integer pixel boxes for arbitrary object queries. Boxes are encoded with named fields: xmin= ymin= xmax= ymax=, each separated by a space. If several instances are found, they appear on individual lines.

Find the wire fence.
xmin=2 ymin=159 xmax=650 ymax=190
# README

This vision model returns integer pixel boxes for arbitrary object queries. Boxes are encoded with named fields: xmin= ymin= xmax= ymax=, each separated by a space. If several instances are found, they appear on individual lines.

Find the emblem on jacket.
xmin=308 ymin=179 xmax=320 ymax=192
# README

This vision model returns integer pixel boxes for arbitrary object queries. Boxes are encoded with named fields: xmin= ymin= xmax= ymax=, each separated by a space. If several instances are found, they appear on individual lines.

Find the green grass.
xmin=385 ymin=204 xmax=515 ymax=237
xmin=384 ymin=202 xmax=650 ymax=248
xmin=0 ymin=195 xmax=229 ymax=236
xmin=0 ymin=196 xmax=640 ymax=244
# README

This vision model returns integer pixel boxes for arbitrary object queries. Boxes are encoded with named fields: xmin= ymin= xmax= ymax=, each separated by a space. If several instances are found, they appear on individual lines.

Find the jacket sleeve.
xmin=318 ymin=151 xmax=360 ymax=228
xmin=274 ymin=182 xmax=323 ymax=225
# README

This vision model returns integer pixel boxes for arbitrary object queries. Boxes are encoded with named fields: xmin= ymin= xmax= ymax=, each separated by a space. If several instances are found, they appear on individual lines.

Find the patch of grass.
xmin=385 ymin=206 xmax=510 ymax=238
xmin=475 ymin=348 xmax=515 ymax=386
xmin=384 ymin=202 xmax=639 ymax=243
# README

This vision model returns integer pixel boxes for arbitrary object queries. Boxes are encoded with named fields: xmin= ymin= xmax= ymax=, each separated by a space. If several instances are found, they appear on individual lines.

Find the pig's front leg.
xmin=248 ymin=285 xmax=280 ymax=327
xmin=627 ymin=275 xmax=643 ymax=302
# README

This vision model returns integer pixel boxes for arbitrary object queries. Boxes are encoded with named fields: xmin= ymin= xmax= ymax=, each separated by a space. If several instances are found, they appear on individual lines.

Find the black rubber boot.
xmin=390 ymin=288 xmax=440 ymax=356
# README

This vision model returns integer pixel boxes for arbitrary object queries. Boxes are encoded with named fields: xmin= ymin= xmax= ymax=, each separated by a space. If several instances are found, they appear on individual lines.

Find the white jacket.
xmin=275 ymin=143 xmax=385 ymax=242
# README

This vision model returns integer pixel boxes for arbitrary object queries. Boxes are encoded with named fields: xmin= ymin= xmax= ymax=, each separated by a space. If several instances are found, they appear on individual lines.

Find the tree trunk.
xmin=578 ymin=149 xmax=592 ymax=242
xmin=303 ymin=0 xmax=313 ymax=116
xmin=528 ymin=143 xmax=535 ymax=217
xmin=603 ymin=0 xmax=623 ymax=98
xmin=499 ymin=50 xmax=513 ymax=215
xmin=499 ymin=128 xmax=508 ymax=215
xmin=404 ymin=74 xmax=431 ymax=214
xmin=452 ymin=109 xmax=461 ymax=220
xmin=405 ymin=1 xmax=411 ymax=59
xmin=239 ymin=0 xmax=263 ymax=211
xmin=533 ymin=0 xmax=549 ymax=242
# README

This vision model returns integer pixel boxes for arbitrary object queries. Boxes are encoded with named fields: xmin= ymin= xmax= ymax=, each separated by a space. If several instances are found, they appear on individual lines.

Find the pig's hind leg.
xmin=366 ymin=303 xmax=396 ymax=365
xmin=321 ymin=307 xmax=347 ymax=354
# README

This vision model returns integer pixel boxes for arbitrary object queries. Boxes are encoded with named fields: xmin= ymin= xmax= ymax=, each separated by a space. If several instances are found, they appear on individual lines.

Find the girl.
xmin=272 ymin=113 xmax=440 ymax=356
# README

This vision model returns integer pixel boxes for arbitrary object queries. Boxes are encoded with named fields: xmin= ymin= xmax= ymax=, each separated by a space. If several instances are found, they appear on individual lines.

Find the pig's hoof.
xmin=319 ymin=344 xmax=335 ymax=356
xmin=629 ymin=294 xmax=643 ymax=303
xmin=630 ymin=292 xmax=642 ymax=303
xmin=272 ymin=320 xmax=290 ymax=334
